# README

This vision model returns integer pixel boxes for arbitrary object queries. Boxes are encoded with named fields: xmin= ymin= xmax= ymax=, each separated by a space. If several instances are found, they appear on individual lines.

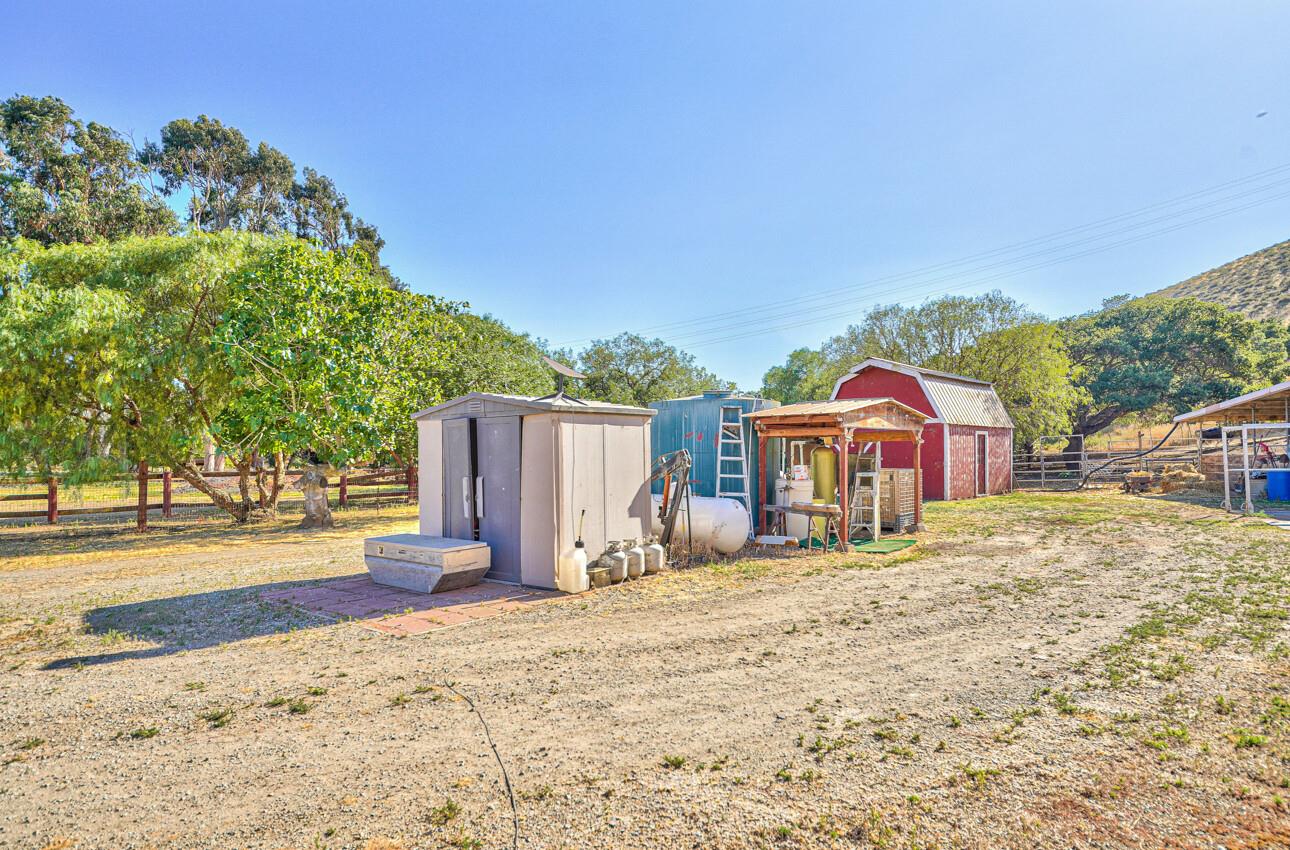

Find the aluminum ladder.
xmin=717 ymin=405 xmax=752 ymax=516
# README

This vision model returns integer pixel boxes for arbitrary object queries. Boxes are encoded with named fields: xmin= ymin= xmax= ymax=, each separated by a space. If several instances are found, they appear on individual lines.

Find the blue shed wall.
xmin=648 ymin=393 xmax=779 ymax=522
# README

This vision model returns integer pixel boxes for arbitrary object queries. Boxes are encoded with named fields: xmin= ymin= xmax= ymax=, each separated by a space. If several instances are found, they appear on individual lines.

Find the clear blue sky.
xmin=7 ymin=1 xmax=1290 ymax=388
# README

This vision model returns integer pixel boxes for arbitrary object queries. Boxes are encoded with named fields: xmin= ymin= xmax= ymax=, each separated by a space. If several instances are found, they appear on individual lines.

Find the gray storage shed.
xmin=412 ymin=393 xmax=655 ymax=589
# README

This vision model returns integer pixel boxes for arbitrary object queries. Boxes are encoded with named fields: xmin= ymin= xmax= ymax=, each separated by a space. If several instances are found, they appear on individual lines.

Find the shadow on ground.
xmin=42 ymin=573 xmax=371 ymax=669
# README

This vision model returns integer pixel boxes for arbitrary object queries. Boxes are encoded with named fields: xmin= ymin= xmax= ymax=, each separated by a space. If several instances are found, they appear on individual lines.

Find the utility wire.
xmin=551 ymin=160 xmax=1290 ymax=349
xmin=446 ymin=682 xmax=520 ymax=850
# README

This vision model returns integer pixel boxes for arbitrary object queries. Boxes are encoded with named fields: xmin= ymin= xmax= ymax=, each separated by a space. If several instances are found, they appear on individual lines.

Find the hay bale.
xmin=1160 ymin=463 xmax=1205 ymax=493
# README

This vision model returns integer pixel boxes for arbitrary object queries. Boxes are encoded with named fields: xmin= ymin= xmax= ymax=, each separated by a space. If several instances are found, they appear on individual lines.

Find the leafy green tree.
xmin=0 ymin=95 xmax=175 ymax=243
xmin=759 ymin=291 xmax=1080 ymax=443
xmin=0 ymin=233 xmax=461 ymax=523
xmin=442 ymin=313 xmax=555 ymax=399
xmin=760 ymin=347 xmax=832 ymax=403
xmin=1062 ymin=295 xmax=1290 ymax=439
xmin=576 ymin=332 xmax=730 ymax=407
xmin=143 ymin=115 xmax=254 ymax=231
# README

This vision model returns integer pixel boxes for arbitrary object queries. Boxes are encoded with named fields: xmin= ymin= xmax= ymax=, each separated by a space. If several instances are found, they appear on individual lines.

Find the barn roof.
xmin=1172 ymin=379 xmax=1290 ymax=424
xmin=830 ymin=357 xmax=1014 ymax=430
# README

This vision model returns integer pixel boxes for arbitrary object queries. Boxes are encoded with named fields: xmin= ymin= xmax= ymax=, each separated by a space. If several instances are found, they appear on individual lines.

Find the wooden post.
xmin=162 ymin=470 xmax=173 ymax=518
xmin=837 ymin=432 xmax=850 ymax=552
xmin=47 ymin=477 xmax=58 ymax=525
xmin=757 ymin=433 xmax=768 ymax=536
xmin=406 ymin=464 xmax=417 ymax=504
xmin=913 ymin=435 xmax=924 ymax=531
xmin=339 ymin=470 xmax=349 ymax=508
xmin=137 ymin=461 xmax=148 ymax=532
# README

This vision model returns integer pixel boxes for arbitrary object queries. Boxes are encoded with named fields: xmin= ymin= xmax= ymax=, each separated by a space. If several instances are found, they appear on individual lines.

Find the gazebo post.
xmin=1240 ymin=425 xmax=1254 ymax=515
xmin=837 ymin=430 xmax=850 ymax=552
xmin=757 ymin=432 xmax=768 ymax=536
xmin=914 ymin=434 xmax=925 ymax=531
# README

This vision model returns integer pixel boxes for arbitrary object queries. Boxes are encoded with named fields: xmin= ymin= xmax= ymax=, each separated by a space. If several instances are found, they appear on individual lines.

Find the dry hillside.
xmin=1152 ymin=237 xmax=1290 ymax=321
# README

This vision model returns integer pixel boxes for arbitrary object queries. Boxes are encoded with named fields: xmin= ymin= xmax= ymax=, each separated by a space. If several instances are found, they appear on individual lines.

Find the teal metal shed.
xmin=649 ymin=390 xmax=779 ymax=521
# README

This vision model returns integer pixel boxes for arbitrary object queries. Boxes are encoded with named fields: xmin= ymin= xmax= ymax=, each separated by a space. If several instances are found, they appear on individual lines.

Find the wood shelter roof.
xmin=745 ymin=398 xmax=928 ymax=437
xmin=1172 ymin=379 xmax=1290 ymax=426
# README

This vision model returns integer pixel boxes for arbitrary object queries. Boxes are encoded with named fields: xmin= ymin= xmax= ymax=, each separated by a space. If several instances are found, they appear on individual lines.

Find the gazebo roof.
xmin=745 ymin=397 xmax=928 ymax=438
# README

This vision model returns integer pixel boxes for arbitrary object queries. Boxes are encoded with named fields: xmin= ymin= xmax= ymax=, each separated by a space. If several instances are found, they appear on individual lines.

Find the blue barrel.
xmin=1268 ymin=469 xmax=1290 ymax=502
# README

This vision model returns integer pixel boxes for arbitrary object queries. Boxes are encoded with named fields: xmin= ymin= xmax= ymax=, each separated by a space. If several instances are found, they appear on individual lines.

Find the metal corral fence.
xmin=0 ymin=465 xmax=417 ymax=529
xmin=1013 ymin=434 xmax=1205 ymax=491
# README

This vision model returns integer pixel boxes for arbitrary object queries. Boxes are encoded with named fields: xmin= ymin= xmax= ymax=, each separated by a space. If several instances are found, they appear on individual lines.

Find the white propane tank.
xmin=643 ymin=538 xmax=666 ymax=573
xmin=602 ymin=542 xmax=629 ymax=583
xmin=557 ymin=540 xmax=589 ymax=593
xmin=776 ymin=476 xmax=813 ymax=541
xmin=624 ymin=540 xmax=645 ymax=578
xmin=650 ymin=495 xmax=751 ymax=554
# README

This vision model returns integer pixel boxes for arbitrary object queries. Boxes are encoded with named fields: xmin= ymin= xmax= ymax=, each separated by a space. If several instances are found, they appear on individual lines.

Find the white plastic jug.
xmin=643 ymin=539 xmax=666 ymax=574
xmin=624 ymin=540 xmax=645 ymax=578
xmin=557 ymin=541 xmax=589 ymax=593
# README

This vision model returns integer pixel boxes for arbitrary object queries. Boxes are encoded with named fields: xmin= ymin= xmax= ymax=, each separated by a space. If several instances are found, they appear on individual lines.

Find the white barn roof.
xmin=831 ymin=358 xmax=1014 ymax=430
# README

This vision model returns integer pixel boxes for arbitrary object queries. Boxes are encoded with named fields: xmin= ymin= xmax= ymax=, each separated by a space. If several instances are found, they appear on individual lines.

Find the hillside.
xmin=1151 ymin=238 xmax=1290 ymax=322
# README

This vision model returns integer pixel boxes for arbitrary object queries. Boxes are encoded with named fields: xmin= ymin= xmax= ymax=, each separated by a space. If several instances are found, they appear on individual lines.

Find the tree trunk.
xmin=298 ymin=464 xmax=335 ymax=529
xmin=176 ymin=462 xmax=250 ymax=522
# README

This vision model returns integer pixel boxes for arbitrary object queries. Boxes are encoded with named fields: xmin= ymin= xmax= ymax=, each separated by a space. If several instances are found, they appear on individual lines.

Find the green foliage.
xmin=0 ymin=95 xmax=176 ymax=244
xmin=760 ymin=292 xmax=1079 ymax=443
xmin=577 ymin=332 xmax=731 ymax=407
xmin=441 ymin=313 xmax=555 ymax=400
xmin=0 ymin=234 xmax=462 ymax=520
xmin=1062 ymin=295 xmax=1290 ymax=437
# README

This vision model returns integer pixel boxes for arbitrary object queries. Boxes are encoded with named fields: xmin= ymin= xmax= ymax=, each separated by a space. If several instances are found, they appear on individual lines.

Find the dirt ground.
xmin=0 ymin=492 xmax=1287 ymax=850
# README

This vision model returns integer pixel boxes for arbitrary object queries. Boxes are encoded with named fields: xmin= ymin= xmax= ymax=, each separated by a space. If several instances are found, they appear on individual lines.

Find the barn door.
xmin=975 ymin=432 xmax=989 ymax=497
xmin=442 ymin=418 xmax=475 ymax=540
xmin=475 ymin=416 xmax=522 ymax=584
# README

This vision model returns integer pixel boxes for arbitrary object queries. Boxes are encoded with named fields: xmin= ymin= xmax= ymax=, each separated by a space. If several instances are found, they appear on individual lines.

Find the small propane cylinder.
xmin=602 ymin=541 xmax=628 ymax=583
xmin=643 ymin=538 xmax=666 ymax=574
xmin=624 ymin=539 xmax=645 ymax=578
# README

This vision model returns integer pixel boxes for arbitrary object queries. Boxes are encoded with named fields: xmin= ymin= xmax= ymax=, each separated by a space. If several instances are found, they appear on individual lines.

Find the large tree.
xmin=1062 ymin=295 xmax=1290 ymax=439
xmin=0 ymin=95 xmax=176 ymax=244
xmin=0 ymin=233 xmax=460 ymax=522
xmin=760 ymin=291 xmax=1080 ymax=444
xmin=576 ymin=332 xmax=730 ymax=407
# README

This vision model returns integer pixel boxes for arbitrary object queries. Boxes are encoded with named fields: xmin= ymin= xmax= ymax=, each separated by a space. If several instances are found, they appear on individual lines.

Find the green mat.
xmin=850 ymin=538 xmax=917 ymax=554
xmin=798 ymin=535 xmax=918 ymax=554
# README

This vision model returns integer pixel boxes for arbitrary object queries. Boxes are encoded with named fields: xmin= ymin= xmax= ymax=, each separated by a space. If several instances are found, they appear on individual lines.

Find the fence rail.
xmin=0 ymin=465 xmax=417 ymax=529
xmin=1013 ymin=433 xmax=1202 ymax=491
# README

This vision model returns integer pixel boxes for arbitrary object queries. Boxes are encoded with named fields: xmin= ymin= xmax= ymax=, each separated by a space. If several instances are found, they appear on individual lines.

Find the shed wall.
xmin=519 ymin=414 xmax=557 ymax=587
xmin=946 ymin=425 xmax=1013 ymax=499
xmin=417 ymin=419 xmax=444 ymax=536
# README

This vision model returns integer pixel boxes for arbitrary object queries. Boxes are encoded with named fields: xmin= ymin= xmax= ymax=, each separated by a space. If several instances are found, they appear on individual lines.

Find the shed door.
xmin=442 ymin=418 xmax=475 ymax=540
xmin=975 ymin=432 xmax=989 ymax=497
xmin=476 ymin=416 xmax=522 ymax=583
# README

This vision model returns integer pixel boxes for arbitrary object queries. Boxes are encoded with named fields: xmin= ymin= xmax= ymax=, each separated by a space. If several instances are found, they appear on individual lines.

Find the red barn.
xmin=831 ymin=358 xmax=1013 ymax=500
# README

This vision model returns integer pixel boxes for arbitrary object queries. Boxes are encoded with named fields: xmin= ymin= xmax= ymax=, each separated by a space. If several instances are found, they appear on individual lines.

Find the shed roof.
xmin=1172 ymin=379 xmax=1290 ymax=424
xmin=412 ymin=392 xmax=656 ymax=421
xmin=831 ymin=357 xmax=1014 ymax=430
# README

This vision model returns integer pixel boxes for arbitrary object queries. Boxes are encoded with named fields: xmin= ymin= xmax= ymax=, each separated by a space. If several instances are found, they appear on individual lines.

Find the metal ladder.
xmin=848 ymin=443 xmax=882 ymax=542
xmin=717 ymin=405 xmax=752 ymax=514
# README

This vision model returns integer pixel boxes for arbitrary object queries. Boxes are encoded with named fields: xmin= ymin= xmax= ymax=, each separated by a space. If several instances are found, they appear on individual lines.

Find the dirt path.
xmin=1 ymin=494 xmax=1287 ymax=850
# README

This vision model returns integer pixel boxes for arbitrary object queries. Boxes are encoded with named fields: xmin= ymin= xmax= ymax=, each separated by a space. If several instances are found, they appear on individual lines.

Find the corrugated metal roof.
xmin=411 ymin=392 xmax=655 ymax=420
xmin=1173 ymin=379 xmax=1290 ymax=423
xmin=921 ymin=376 xmax=1013 ymax=429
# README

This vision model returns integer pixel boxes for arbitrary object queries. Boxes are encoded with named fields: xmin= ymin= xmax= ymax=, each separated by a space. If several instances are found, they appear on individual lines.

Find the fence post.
xmin=137 ymin=461 xmax=149 ymax=532
xmin=339 ymin=470 xmax=348 ymax=508
xmin=162 ymin=470 xmax=173 ymax=518
xmin=407 ymin=464 xmax=418 ymax=503
xmin=1039 ymin=442 xmax=1046 ymax=489
xmin=47 ymin=477 xmax=58 ymax=525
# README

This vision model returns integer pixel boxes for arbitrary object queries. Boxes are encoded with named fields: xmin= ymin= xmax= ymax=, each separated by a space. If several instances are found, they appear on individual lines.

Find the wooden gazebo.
xmin=746 ymin=398 xmax=929 ymax=548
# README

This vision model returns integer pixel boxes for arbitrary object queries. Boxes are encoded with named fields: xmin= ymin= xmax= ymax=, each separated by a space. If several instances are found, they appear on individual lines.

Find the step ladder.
xmin=848 ymin=443 xmax=882 ymax=542
xmin=717 ymin=405 xmax=752 ymax=519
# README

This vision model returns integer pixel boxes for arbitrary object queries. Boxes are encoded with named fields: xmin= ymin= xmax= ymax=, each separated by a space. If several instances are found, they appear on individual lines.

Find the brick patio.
xmin=262 ymin=575 xmax=564 ymax=636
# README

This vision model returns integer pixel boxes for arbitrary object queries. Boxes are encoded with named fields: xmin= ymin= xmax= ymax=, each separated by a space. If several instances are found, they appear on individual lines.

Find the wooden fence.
xmin=1013 ymin=434 xmax=1202 ymax=491
xmin=0 ymin=465 xmax=417 ymax=530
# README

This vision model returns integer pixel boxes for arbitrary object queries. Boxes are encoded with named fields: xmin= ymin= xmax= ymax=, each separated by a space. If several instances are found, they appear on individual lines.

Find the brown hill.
xmin=1151 ymin=238 xmax=1290 ymax=322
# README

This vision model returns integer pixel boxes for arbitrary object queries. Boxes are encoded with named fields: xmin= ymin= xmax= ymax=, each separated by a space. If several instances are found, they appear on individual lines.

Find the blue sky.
xmin=7 ymin=1 xmax=1290 ymax=388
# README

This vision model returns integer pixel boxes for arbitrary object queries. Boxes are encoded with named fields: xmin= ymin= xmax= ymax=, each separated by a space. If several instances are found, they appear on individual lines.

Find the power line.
xmin=551 ymin=160 xmax=1290 ymax=348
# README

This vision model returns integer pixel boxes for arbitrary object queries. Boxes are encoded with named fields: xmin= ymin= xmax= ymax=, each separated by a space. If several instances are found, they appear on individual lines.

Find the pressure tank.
xmin=643 ymin=538 xmax=666 ymax=573
xmin=650 ymin=495 xmax=751 ymax=554
xmin=557 ymin=540 xmax=589 ymax=593
xmin=601 ymin=542 xmax=629 ymax=583
xmin=624 ymin=540 xmax=645 ymax=578
xmin=775 ymin=475 xmax=814 ymax=540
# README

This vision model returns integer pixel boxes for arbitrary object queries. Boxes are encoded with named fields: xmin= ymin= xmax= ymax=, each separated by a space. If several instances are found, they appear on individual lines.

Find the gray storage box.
xmin=364 ymin=534 xmax=490 ymax=593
